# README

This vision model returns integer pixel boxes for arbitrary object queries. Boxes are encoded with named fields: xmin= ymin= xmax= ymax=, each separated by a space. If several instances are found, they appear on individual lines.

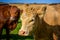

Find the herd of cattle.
xmin=0 ymin=4 xmax=60 ymax=40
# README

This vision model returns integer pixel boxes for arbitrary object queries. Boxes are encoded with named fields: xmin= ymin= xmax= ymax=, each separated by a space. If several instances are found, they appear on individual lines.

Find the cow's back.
xmin=44 ymin=5 xmax=60 ymax=26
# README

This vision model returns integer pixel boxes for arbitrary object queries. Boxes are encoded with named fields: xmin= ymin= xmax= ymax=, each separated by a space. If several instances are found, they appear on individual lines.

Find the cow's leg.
xmin=57 ymin=32 xmax=60 ymax=40
xmin=0 ymin=29 xmax=2 ymax=40
xmin=8 ymin=22 xmax=17 ymax=30
xmin=6 ymin=27 xmax=10 ymax=40
xmin=53 ymin=33 xmax=60 ymax=40
xmin=53 ymin=26 xmax=60 ymax=40
xmin=53 ymin=33 xmax=58 ymax=40
xmin=0 ymin=24 xmax=3 ymax=40
xmin=11 ymin=22 xmax=17 ymax=30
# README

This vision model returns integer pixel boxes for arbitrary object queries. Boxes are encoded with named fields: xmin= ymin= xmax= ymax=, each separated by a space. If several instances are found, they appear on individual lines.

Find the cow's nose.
xmin=18 ymin=30 xmax=26 ymax=35
xmin=18 ymin=30 xmax=29 ymax=36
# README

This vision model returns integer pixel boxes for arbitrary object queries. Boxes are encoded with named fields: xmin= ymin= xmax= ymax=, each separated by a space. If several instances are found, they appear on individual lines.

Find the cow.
xmin=44 ymin=5 xmax=60 ymax=40
xmin=18 ymin=4 xmax=60 ymax=40
xmin=5 ymin=5 xmax=21 ymax=40
xmin=0 ymin=4 xmax=21 ymax=40
xmin=0 ymin=4 xmax=10 ymax=40
xmin=18 ymin=5 xmax=54 ymax=40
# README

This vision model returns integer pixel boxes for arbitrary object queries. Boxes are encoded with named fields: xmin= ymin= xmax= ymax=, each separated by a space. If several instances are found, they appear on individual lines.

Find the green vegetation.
xmin=2 ymin=19 xmax=33 ymax=40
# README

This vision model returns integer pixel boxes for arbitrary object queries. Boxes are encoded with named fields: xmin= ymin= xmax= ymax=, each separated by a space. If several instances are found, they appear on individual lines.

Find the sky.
xmin=0 ymin=0 xmax=60 ymax=4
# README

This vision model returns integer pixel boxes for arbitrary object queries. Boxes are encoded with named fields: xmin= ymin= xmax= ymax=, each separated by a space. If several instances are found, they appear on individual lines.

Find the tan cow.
xmin=44 ymin=5 xmax=60 ymax=40
xmin=18 ymin=4 xmax=60 ymax=40
xmin=18 ymin=4 xmax=54 ymax=40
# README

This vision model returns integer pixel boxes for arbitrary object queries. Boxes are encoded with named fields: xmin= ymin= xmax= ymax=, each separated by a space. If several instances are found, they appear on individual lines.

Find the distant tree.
xmin=33 ymin=3 xmax=37 ymax=4
xmin=26 ymin=4 xmax=29 ymax=6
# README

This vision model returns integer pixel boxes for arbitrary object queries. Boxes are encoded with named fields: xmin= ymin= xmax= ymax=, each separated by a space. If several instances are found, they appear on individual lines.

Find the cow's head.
xmin=9 ymin=6 xmax=21 ymax=21
xmin=18 ymin=6 xmax=46 ymax=36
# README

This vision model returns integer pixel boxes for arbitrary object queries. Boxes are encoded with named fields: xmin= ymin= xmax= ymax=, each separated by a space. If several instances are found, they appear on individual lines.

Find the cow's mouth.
xmin=10 ymin=17 xmax=16 ymax=21
xmin=18 ymin=30 xmax=29 ymax=36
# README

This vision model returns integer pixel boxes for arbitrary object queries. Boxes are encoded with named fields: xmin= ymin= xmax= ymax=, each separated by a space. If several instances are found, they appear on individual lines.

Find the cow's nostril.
xmin=20 ymin=30 xmax=26 ymax=34
xmin=22 ymin=31 xmax=25 ymax=34
xmin=18 ymin=30 xmax=29 ymax=36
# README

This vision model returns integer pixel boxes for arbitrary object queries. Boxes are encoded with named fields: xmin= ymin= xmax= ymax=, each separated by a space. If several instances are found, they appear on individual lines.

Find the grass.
xmin=2 ymin=19 xmax=34 ymax=40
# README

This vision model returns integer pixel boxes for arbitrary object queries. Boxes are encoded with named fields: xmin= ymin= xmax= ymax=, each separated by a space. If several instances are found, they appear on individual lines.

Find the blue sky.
xmin=0 ymin=0 xmax=60 ymax=4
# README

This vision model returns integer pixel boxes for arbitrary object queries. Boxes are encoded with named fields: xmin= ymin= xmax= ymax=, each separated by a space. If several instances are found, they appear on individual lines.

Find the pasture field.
xmin=2 ymin=19 xmax=33 ymax=40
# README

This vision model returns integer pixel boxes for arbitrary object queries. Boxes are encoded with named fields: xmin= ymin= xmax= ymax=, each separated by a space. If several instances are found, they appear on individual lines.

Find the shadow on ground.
xmin=2 ymin=34 xmax=34 ymax=40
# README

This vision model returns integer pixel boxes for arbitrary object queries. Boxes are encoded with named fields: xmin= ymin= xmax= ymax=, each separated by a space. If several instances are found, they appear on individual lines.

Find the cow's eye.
xmin=31 ymin=19 xmax=34 ymax=22
xmin=29 ymin=19 xmax=34 ymax=22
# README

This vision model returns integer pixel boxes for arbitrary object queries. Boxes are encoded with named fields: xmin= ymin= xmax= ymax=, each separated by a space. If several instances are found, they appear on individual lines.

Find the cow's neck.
xmin=33 ymin=15 xmax=53 ymax=40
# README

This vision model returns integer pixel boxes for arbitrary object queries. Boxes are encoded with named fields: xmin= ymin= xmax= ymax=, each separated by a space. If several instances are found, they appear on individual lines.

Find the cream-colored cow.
xmin=18 ymin=4 xmax=60 ymax=40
